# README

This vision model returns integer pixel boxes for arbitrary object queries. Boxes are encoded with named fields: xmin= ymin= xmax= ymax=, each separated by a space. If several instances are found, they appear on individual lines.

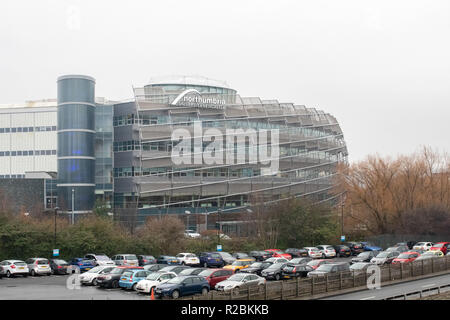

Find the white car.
xmin=84 ymin=254 xmax=115 ymax=266
xmin=215 ymin=273 xmax=266 ymax=292
xmin=79 ymin=265 xmax=116 ymax=285
xmin=413 ymin=242 xmax=434 ymax=251
xmin=26 ymin=258 xmax=51 ymax=276
xmin=316 ymin=245 xmax=337 ymax=258
xmin=0 ymin=260 xmax=29 ymax=278
xmin=304 ymin=247 xmax=322 ymax=259
xmin=135 ymin=271 xmax=177 ymax=293
xmin=184 ymin=230 xmax=201 ymax=238
xmin=176 ymin=253 xmax=200 ymax=266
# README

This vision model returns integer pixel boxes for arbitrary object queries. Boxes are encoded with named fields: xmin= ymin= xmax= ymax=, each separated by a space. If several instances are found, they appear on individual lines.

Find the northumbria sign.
xmin=170 ymin=89 xmax=225 ymax=110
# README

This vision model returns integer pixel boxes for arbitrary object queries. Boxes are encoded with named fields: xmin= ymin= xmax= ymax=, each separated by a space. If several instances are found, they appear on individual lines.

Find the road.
xmin=321 ymin=273 xmax=450 ymax=300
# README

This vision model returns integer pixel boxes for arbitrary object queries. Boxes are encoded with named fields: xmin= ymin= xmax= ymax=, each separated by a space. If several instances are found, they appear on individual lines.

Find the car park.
xmin=264 ymin=249 xmax=292 ymax=260
xmin=119 ymin=269 xmax=151 ymax=290
xmin=333 ymin=245 xmax=352 ymax=257
xmin=304 ymin=247 xmax=322 ymax=259
xmin=413 ymin=242 xmax=434 ymax=251
xmin=429 ymin=242 xmax=450 ymax=255
xmin=240 ymin=261 xmax=273 ymax=276
xmin=351 ymin=251 xmax=379 ymax=264
xmin=248 ymin=250 xmax=273 ymax=261
xmin=138 ymin=255 xmax=157 ymax=266
xmin=79 ymin=265 xmax=116 ymax=286
xmin=68 ymin=258 xmax=95 ymax=273
xmin=281 ymin=263 xmax=314 ymax=278
xmin=112 ymin=254 xmax=139 ymax=266
xmin=143 ymin=264 xmax=171 ymax=273
xmin=198 ymin=268 xmax=234 ymax=289
xmin=215 ymin=273 xmax=265 ymax=292
xmin=223 ymin=259 xmax=254 ymax=272
xmin=135 ymin=271 xmax=177 ymax=294
xmin=316 ymin=245 xmax=337 ymax=258
xmin=306 ymin=259 xmax=331 ymax=270
xmin=84 ymin=254 xmax=115 ymax=266
xmin=176 ymin=253 xmax=200 ymax=266
xmin=392 ymin=252 xmax=420 ymax=264
xmin=285 ymin=248 xmax=309 ymax=258
xmin=157 ymin=255 xmax=181 ymax=265
xmin=307 ymin=262 xmax=350 ymax=277
xmin=198 ymin=252 xmax=224 ymax=268
xmin=260 ymin=262 xmax=288 ymax=281
xmin=214 ymin=251 xmax=236 ymax=265
xmin=361 ymin=242 xmax=383 ymax=252
xmin=159 ymin=265 xmax=191 ymax=274
xmin=370 ymin=251 xmax=400 ymax=265
xmin=0 ymin=260 xmax=29 ymax=278
xmin=344 ymin=242 xmax=364 ymax=255
xmin=96 ymin=266 xmax=143 ymax=288
xmin=49 ymin=259 xmax=70 ymax=275
xmin=26 ymin=258 xmax=51 ymax=276
xmin=155 ymin=275 xmax=210 ymax=299
xmin=386 ymin=245 xmax=409 ymax=253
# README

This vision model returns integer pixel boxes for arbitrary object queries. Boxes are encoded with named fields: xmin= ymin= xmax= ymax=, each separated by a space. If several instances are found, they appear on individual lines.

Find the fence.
xmin=179 ymin=255 xmax=450 ymax=300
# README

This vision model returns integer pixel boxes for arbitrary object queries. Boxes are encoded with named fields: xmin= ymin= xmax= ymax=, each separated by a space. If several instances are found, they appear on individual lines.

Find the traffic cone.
xmin=151 ymin=287 xmax=155 ymax=300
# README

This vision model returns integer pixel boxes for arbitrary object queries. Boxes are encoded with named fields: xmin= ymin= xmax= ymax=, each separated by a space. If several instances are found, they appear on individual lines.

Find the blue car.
xmin=155 ymin=275 xmax=210 ymax=299
xmin=361 ymin=242 xmax=383 ymax=252
xmin=198 ymin=252 xmax=224 ymax=268
xmin=118 ymin=269 xmax=151 ymax=290
xmin=157 ymin=256 xmax=181 ymax=265
xmin=68 ymin=258 xmax=95 ymax=273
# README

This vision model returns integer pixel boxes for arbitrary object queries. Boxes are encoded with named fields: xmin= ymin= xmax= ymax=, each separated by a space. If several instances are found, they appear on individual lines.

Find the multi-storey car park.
xmin=0 ymin=75 xmax=347 ymax=233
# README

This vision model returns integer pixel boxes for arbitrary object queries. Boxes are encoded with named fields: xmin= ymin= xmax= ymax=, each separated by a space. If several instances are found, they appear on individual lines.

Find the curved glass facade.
xmin=57 ymin=75 xmax=96 ymax=213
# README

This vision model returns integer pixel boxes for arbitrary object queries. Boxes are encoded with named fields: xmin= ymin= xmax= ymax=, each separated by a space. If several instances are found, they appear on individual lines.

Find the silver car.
xmin=215 ymin=273 xmax=266 ymax=293
xmin=111 ymin=254 xmax=139 ymax=266
xmin=26 ymin=258 xmax=51 ymax=276
xmin=84 ymin=254 xmax=115 ymax=266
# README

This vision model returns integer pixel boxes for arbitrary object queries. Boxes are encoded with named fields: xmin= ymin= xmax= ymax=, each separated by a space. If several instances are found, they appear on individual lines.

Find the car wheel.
xmin=171 ymin=290 xmax=180 ymax=299
xmin=47 ymin=273 xmax=51 ymax=276
xmin=201 ymin=287 xmax=208 ymax=295
xmin=112 ymin=280 xmax=119 ymax=289
xmin=275 ymin=273 xmax=280 ymax=281
xmin=31 ymin=270 xmax=36 ymax=277
xmin=92 ymin=278 xmax=98 ymax=286
xmin=233 ymin=287 xmax=240 ymax=295
xmin=23 ymin=274 xmax=28 ymax=278
xmin=6 ymin=271 xmax=13 ymax=278
xmin=51 ymin=269 xmax=55 ymax=275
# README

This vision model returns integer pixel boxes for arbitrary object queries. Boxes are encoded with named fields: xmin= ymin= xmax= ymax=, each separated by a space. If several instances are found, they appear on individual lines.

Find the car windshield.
xmin=268 ymin=263 xmax=284 ymax=269
xmin=86 ymin=266 xmax=104 ymax=273
xmin=176 ymin=254 xmax=185 ymax=258
xmin=210 ymin=253 xmax=221 ymax=259
xmin=228 ymin=274 xmax=246 ymax=282
xmin=316 ymin=265 xmax=334 ymax=272
xmin=96 ymin=255 xmax=111 ymax=261
xmin=125 ymin=255 xmax=137 ymax=260
xmin=167 ymin=277 xmax=184 ymax=284
xmin=219 ymin=252 xmax=233 ymax=258
xmin=397 ymin=253 xmax=411 ymax=259
xmin=376 ymin=252 xmax=390 ymax=258
xmin=198 ymin=269 xmax=215 ymax=277
xmin=232 ymin=261 xmax=248 ymax=266
xmin=325 ymin=246 xmax=334 ymax=250
xmin=14 ymin=262 xmax=26 ymax=266
xmin=53 ymin=259 xmax=67 ymax=264
xmin=350 ymin=263 xmax=368 ymax=270
xmin=37 ymin=259 xmax=49 ymax=265
xmin=110 ymin=268 xmax=127 ymax=274
xmin=357 ymin=252 xmax=371 ymax=258
xmin=250 ymin=262 xmax=263 ymax=268
xmin=415 ymin=242 xmax=425 ymax=246
xmin=307 ymin=260 xmax=322 ymax=266
xmin=433 ymin=243 xmax=444 ymax=248
xmin=146 ymin=272 xmax=162 ymax=280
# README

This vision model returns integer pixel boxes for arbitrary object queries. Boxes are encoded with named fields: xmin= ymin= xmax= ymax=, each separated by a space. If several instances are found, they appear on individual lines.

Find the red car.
xmin=264 ymin=249 xmax=292 ymax=260
xmin=430 ymin=242 xmax=450 ymax=255
xmin=392 ymin=251 xmax=420 ymax=264
xmin=198 ymin=268 xmax=234 ymax=289
xmin=306 ymin=259 xmax=331 ymax=270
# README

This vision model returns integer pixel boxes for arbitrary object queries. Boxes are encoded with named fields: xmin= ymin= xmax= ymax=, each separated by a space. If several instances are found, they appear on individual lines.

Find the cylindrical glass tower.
xmin=57 ymin=75 xmax=96 ymax=217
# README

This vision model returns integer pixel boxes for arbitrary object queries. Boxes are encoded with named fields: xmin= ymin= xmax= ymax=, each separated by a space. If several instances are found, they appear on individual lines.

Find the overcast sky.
xmin=1 ymin=0 xmax=449 ymax=162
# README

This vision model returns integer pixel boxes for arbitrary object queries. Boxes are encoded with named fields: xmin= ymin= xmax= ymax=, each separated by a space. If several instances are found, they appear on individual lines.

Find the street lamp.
xmin=54 ymin=207 xmax=59 ymax=248
xmin=71 ymin=188 xmax=75 ymax=225
xmin=217 ymin=208 xmax=222 ymax=247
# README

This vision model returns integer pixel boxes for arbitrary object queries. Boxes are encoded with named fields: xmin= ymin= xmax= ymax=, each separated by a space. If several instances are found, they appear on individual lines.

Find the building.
xmin=0 ymin=75 xmax=348 ymax=230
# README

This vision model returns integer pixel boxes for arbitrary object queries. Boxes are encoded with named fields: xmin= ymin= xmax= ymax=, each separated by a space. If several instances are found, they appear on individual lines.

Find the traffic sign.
xmin=53 ymin=249 xmax=60 ymax=257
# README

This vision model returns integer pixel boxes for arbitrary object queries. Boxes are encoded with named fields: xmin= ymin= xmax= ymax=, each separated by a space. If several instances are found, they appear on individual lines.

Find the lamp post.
xmin=217 ymin=208 xmax=222 ymax=247
xmin=54 ymin=207 xmax=59 ymax=248
xmin=71 ymin=188 xmax=75 ymax=225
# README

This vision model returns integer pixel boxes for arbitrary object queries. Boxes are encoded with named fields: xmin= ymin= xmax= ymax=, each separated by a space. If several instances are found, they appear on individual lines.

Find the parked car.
xmin=360 ymin=242 xmax=383 ymax=252
xmin=333 ymin=245 xmax=352 ymax=257
xmin=111 ymin=254 xmax=139 ymax=266
xmin=289 ymin=257 xmax=313 ymax=265
xmin=184 ymin=229 xmax=201 ymax=238
xmin=119 ymin=269 xmax=151 ymax=290
xmin=214 ymin=252 xmax=236 ymax=265
xmin=344 ymin=242 xmax=364 ymax=255
xmin=350 ymin=262 xmax=372 ymax=276
xmin=370 ymin=251 xmax=400 ymax=265
xmin=0 ymin=266 xmax=2 ymax=279
xmin=316 ymin=245 xmax=337 ymax=258
xmin=265 ymin=257 xmax=289 ymax=264
xmin=392 ymin=252 xmax=420 ymax=264
xmin=386 ymin=245 xmax=409 ymax=253
xmin=304 ymin=247 xmax=322 ymax=259
xmin=307 ymin=262 xmax=350 ymax=277
xmin=0 ymin=260 xmax=29 ymax=278
xmin=415 ymin=251 xmax=444 ymax=260
xmin=223 ymin=259 xmax=254 ymax=273
xmin=135 ymin=271 xmax=177 ymax=294
xmin=264 ymin=249 xmax=292 ymax=260
xmin=159 ymin=265 xmax=191 ymax=274
xmin=248 ymin=250 xmax=273 ymax=261
xmin=396 ymin=241 xmax=417 ymax=250
xmin=429 ymin=242 xmax=450 ymax=255
xmin=285 ymin=248 xmax=309 ymax=258
xmin=26 ymin=258 xmax=51 ymax=276
xmin=198 ymin=252 xmax=224 ymax=268
xmin=306 ymin=259 xmax=331 ymax=270
xmin=138 ymin=255 xmax=157 ymax=266
xmin=68 ymin=258 xmax=95 ymax=273
xmin=157 ymin=255 xmax=181 ymax=265
xmin=179 ymin=267 xmax=207 ymax=276
xmin=49 ymin=259 xmax=70 ymax=275
xmin=96 ymin=266 xmax=143 ymax=288
xmin=84 ymin=254 xmax=115 ymax=266
xmin=176 ymin=253 xmax=200 ymax=266
xmin=240 ymin=261 xmax=273 ymax=276
xmin=198 ymin=268 xmax=234 ymax=289
xmin=155 ymin=275 xmax=210 ymax=299
xmin=260 ymin=262 xmax=288 ymax=281
xmin=232 ymin=252 xmax=250 ymax=259
xmin=412 ymin=242 xmax=434 ymax=251
xmin=351 ymin=251 xmax=380 ymax=264
xmin=79 ymin=265 xmax=116 ymax=286
xmin=281 ymin=264 xmax=314 ymax=278
xmin=215 ymin=273 xmax=265 ymax=292
xmin=143 ymin=264 xmax=168 ymax=273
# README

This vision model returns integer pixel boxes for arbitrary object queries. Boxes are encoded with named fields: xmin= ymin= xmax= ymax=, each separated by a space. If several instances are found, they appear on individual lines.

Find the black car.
xmin=281 ymin=264 xmax=314 ymax=278
xmin=138 ymin=255 xmax=157 ymax=266
xmin=289 ymin=257 xmax=312 ymax=265
xmin=260 ymin=263 xmax=288 ymax=281
xmin=240 ymin=261 xmax=273 ymax=276
xmin=285 ymin=248 xmax=309 ymax=258
xmin=96 ymin=266 xmax=142 ymax=288
xmin=248 ymin=251 xmax=273 ymax=261
xmin=351 ymin=251 xmax=379 ymax=264
xmin=344 ymin=242 xmax=364 ymax=256
xmin=49 ymin=259 xmax=70 ymax=275
xmin=333 ymin=245 xmax=352 ymax=257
